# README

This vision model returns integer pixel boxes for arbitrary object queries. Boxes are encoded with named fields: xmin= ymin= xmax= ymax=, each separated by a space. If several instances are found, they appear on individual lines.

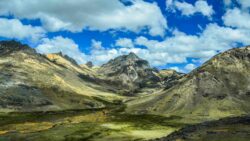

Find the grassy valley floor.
xmin=0 ymin=109 xmax=250 ymax=141
xmin=0 ymin=109 xmax=186 ymax=141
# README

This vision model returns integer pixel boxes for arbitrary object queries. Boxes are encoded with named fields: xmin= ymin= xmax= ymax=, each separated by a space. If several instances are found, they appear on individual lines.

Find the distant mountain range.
xmin=0 ymin=40 xmax=176 ymax=112
xmin=0 ymin=40 xmax=250 ymax=122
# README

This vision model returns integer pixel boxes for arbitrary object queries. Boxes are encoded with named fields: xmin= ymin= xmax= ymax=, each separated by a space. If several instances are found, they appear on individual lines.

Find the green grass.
xmin=1 ymin=110 xmax=249 ymax=141
xmin=0 ymin=110 xmax=184 ymax=141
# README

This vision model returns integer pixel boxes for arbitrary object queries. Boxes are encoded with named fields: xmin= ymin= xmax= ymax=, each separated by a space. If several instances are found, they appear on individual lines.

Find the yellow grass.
xmin=4 ymin=122 xmax=54 ymax=134
xmin=0 ymin=130 xmax=8 ymax=135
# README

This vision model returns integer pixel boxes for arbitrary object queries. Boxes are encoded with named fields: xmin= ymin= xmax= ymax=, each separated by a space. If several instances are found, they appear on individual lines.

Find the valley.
xmin=0 ymin=40 xmax=250 ymax=141
xmin=0 ymin=109 xmax=184 ymax=141
xmin=0 ymin=108 xmax=250 ymax=141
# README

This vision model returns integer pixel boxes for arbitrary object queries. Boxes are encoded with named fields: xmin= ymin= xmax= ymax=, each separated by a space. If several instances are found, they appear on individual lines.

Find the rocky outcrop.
xmin=98 ymin=52 xmax=161 ymax=95
xmin=158 ymin=69 xmax=185 ymax=89
xmin=0 ymin=40 xmax=35 ymax=55
xmin=86 ymin=61 xmax=93 ymax=68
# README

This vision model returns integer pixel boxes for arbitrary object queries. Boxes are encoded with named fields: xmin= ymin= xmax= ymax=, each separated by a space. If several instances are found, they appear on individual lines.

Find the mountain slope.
xmin=0 ymin=41 xmax=124 ymax=112
xmin=157 ymin=69 xmax=184 ymax=89
xmin=126 ymin=46 xmax=250 ymax=121
xmin=98 ymin=52 xmax=161 ymax=95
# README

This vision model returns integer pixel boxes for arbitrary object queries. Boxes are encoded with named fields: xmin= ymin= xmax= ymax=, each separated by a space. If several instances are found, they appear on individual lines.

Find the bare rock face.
xmin=98 ymin=52 xmax=161 ymax=95
xmin=86 ymin=61 xmax=93 ymax=68
xmin=0 ymin=40 xmax=35 ymax=55
xmin=158 ymin=69 xmax=185 ymax=89
xmin=126 ymin=46 xmax=250 ymax=120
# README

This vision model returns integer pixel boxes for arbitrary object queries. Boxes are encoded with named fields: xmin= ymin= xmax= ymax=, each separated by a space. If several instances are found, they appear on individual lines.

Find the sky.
xmin=0 ymin=0 xmax=250 ymax=73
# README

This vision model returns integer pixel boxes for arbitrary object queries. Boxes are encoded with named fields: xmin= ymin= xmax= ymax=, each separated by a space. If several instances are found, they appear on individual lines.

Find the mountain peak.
xmin=46 ymin=52 xmax=78 ymax=66
xmin=126 ymin=52 xmax=139 ymax=59
xmin=127 ymin=45 xmax=250 ymax=118
xmin=98 ymin=53 xmax=161 ymax=94
xmin=0 ymin=40 xmax=29 ymax=50
xmin=0 ymin=40 xmax=35 ymax=55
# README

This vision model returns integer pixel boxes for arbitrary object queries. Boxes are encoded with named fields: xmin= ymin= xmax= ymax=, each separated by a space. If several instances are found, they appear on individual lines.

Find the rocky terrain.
xmin=157 ymin=69 xmax=184 ymax=89
xmin=98 ymin=52 xmax=162 ymax=95
xmin=126 ymin=46 xmax=250 ymax=121
xmin=0 ymin=40 xmax=124 ymax=112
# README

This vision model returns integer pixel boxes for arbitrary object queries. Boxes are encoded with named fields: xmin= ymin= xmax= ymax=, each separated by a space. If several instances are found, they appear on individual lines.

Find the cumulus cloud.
xmin=89 ymin=40 xmax=119 ymax=66
xmin=184 ymin=63 xmax=196 ymax=72
xmin=223 ymin=0 xmax=232 ymax=6
xmin=91 ymin=39 xmax=103 ymax=50
xmin=166 ymin=0 xmax=214 ymax=17
xmin=223 ymin=8 xmax=250 ymax=30
xmin=34 ymin=22 xmax=250 ymax=69
xmin=115 ymin=38 xmax=134 ymax=48
xmin=2 ymin=0 xmax=248 ymax=71
xmin=84 ymin=20 xmax=250 ymax=68
xmin=134 ymin=23 xmax=250 ymax=66
xmin=223 ymin=0 xmax=250 ymax=9
xmin=170 ymin=67 xmax=182 ymax=72
xmin=237 ymin=0 xmax=250 ymax=9
xmin=36 ymin=36 xmax=88 ymax=64
xmin=0 ymin=0 xmax=167 ymax=36
xmin=0 ymin=18 xmax=45 ymax=41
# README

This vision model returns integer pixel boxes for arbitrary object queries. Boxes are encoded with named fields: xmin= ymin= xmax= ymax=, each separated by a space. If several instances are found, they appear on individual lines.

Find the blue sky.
xmin=0 ymin=0 xmax=250 ymax=72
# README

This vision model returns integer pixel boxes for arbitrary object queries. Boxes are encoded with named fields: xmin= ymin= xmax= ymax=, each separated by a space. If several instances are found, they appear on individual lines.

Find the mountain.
xmin=98 ymin=52 xmax=161 ymax=95
xmin=0 ymin=40 xmax=124 ymax=112
xmin=157 ymin=69 xmax=185 ymax=89
xmin=2 ymin=39 xmax=249 ymax=121
xmin=126 ymin=46 xmax=250 ymax=121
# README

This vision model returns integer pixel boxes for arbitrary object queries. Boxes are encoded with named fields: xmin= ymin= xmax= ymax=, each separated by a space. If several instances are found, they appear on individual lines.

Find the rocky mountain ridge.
xmin=0 ymin=40 xmax=124 ymax=112
xmin=98 ymin=52 xmax=162 ymax=94
xmin=126 ymin=46 xmax=250 ymax=121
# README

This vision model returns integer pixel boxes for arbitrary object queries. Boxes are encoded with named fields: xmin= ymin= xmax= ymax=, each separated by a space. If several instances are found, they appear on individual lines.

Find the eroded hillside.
xmin=126 ymin=46 xmax=250 ymax=122
xmin=0 ymin=41 xmax=124 ymax=112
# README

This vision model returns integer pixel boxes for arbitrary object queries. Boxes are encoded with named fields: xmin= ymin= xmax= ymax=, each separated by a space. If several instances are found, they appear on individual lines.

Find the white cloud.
xmin=223 ymin=8 xmax=250 ymax=30
xmin=0 ymin=18 xmax=45 ymax=41
xmin=34 ymin=21 xmax=250 ymax=68
xmin=184 ymin=63 xmax=196 ymax=72
xmin=166 ymin=0 xmax=175 ymax=11
xmin=91 ymin=39 xmax=103 ymax=50
xmin=36 ymin=36 xmax=88 ymax=64
xmin=223 ymin=0 xmax=250 ymax=9
xmin=167 ymin=0 xmax=214 ymax=17
xmin=0 ymin=0 xmax=167 ymax=36
xmin=35 ymin=21 xmax=250 ymax=68
xmin=87 ymin=6 xmax=250 ymax=67
xmin=134 ymin=23 xmax=250 ymax=66
xmin=223 ymin=0 xmax=232 ymax=6
xmin=115 ymin=38 xmax=134 ymax=48
xmin=237 ymin=0 xmax=250 ymax=9
xmin=169 ymin=66 xmax=184 ymax=72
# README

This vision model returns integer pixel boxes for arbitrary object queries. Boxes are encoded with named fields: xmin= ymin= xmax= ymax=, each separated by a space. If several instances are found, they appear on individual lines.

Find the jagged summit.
xmin=98 ymin=52 xmax=161 ymax=94
xmin=126 ymin=52 xmax=140 ymax=60
xmin=0 ymin=40 xmax=26 ymax=48
xmin=56 ymin=52 xmax=78 ymax=65
xmin=0 ymin=40 xmax=35 ymax=55
xmin=102 ymin=52 xmax=143 ymax=67
xmin=85 ymin=61 xmax=93 ymax=68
